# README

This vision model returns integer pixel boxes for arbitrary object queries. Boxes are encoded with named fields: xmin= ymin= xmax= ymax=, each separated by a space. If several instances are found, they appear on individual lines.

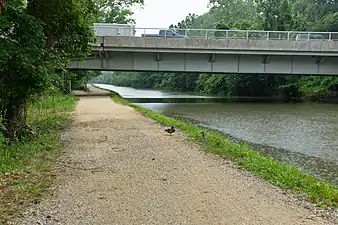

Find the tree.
xmin=214 ymin=21 xmax=230 ymax=37
xmin=255 ymin=0 xmax=294 ymax=31
xmin=209 ymin=0 xmax=259 ymax=29
xmin=0 ymin=2 xmax=47 ymax=140
xmin=0 ymin=0 xmax=5 ymax=13
xmin=96 ymin=0 xmax=144 ymax=24
xmin=0 ymin=0 xmax=145 ymax=141
xmin=0 ymin=0 xmax=97 ymax=141
xmin=27 ymin=0 xmax=97 ymax=58
xmin=169 ymin=13 xmax=198 ymax=36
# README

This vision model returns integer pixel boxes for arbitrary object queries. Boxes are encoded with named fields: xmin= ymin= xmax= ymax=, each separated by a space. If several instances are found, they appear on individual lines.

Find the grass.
xmin=0 ymin=94 xmax=77 ymax=224
xmin=111 ymin=93 xmax=338 ymax=209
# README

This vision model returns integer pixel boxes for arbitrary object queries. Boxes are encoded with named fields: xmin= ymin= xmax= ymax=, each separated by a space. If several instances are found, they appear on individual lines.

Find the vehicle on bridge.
xmin=295 ymin=33 xmax=324 ymax=41
xmin=93 ymin=23 xmax=135 ymax=36
xmin=141 ymin=29 xmax=186 ymax=38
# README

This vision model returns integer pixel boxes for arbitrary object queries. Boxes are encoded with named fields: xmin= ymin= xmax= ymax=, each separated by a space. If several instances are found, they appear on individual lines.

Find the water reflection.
xmin=94 ymin=84 xmax=338 ymax=185
xmin=96 ymin=84 xmax=212 ymax=99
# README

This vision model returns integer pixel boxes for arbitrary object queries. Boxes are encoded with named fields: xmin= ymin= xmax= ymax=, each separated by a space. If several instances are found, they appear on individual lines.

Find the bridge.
xmin=69 ymin=27 xmax=338 ymax=75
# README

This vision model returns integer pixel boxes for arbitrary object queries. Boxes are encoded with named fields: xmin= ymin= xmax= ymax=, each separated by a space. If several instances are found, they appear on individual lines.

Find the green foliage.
xmin=170 ymin=13 xmax=198 ymax=29
xmin=96 ymin=0 xmax=144 ymax=24
xmin=0 ymin=0 xmax=94 ymax=139
xmin=0 ymin=94 xmax=77 ymax=223
xmin=0 ymin=5 xmax=48 ymax=100
xmin=92 ymin=72 xmax=199 ymax=92
xmin=94 ymin=0 xmax=338 ymax=102
xmin=0 ymin=0 xmax=143 ymax=140
xmin=112 ymin=95 xmax=338 ymax=208
xmin=70 ymin=70 xmax=102 ymax=91
xmin=26 ymin=0 xmax=96 ymax=58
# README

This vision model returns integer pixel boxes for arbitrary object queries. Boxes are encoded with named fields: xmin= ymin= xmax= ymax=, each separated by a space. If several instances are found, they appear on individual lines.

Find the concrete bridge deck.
xmin=93 ymin=36 xmax=338 ymax=56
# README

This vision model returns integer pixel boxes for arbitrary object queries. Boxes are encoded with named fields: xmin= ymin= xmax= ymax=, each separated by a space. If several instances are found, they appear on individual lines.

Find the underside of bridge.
xmin=69 ymin=51 xmax=338 ymax=75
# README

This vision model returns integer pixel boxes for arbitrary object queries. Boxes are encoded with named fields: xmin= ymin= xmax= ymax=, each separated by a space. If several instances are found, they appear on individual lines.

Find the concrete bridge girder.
xmin=316 ymin=56 xmax=326 ymax=65
xmin=208 ymin=53 xmax=216 ymax=62
xmin=92 ymin=51 xmax=326 ymax=65
xmin=262 ymin=55 xmax=271 ymax=64
xmin=89 ymin=51 xmax=328 ymax=66
xmin=69 ymin=51 xmax=338 ymax=75
xmin=69 ymin=36 xmax=338 ymax=75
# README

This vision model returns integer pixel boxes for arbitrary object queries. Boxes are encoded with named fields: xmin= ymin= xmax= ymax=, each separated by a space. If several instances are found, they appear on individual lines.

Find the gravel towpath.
xmin=14 ymin=96 xmax=333 ymax=225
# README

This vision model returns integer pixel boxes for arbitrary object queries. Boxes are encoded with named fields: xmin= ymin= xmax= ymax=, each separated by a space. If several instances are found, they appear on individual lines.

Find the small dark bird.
xmin=165 ymin=126 xmax=175 ymax=135
xmin=201 ymin=131 xmax=205 ymax=140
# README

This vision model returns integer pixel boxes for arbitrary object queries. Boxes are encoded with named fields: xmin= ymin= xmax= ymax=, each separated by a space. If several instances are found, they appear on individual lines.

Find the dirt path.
xmin=14 ymin=96 xmax=332 ymax=225
xmin=72 ymin=84 xmax=111 ymax=97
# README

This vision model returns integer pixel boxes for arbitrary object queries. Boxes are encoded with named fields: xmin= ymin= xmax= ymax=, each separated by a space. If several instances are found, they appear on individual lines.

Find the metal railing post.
xmin=266 ymin=31 xmax=269 ymax=40
xmin=101 ymin=36 xmax=104 ymax=46
xmin=307 ymin=32 xmax=310 ymax=41
xmin=185 ymin=29 xmax=188 ymax=37
xmin=246 ymin=30 xmax=249 ymax=40
xmin=329 ymin=32 xmax=332 ymax=40
xmin=287 ymin=32 xmax=290 ymax=41
xmin=226 ymin=30 xmax=228 ymax=39
xmin=205 ymin=29 xmax=208 ymax=39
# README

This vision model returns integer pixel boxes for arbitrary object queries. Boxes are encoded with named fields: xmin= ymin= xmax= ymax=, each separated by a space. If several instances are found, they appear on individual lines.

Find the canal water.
xmin=95 ymin=83 xmax=338 ymax=185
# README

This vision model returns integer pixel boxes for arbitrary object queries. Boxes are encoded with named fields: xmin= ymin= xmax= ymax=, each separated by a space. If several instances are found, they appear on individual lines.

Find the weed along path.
xmin=14 ymin=96 xmax=333 ymax=225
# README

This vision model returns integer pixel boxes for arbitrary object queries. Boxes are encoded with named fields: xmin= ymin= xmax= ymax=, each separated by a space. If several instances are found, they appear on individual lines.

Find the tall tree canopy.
xmin=97 ymin=0 xmax=143 ymax=23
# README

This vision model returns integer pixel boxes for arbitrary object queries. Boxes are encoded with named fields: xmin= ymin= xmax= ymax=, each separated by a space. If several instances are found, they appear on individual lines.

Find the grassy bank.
xmin=0 ymin=94 xmax=77 ymax=224
xmin=111 ymin=93 xmax=338 ymax=209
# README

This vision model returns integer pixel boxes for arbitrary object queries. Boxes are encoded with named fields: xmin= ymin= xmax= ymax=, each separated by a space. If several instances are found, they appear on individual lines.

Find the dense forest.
xmin=92 ymin=0 xmax=338 ymax=101
xmin=0 ymin=0 xmax=142 ymax=141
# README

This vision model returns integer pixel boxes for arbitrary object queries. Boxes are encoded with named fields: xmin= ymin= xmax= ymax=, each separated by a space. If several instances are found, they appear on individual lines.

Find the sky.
xmin=132 ymin=0 xmax=210 ymax=29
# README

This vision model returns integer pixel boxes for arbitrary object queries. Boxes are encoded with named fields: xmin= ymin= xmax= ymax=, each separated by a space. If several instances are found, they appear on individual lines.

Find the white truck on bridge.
xmin=93 ymin=23 xmax=135 ymax=36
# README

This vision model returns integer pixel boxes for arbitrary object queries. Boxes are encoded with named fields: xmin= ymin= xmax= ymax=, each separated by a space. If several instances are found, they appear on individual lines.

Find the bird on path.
xmin=165 ymin=126 xmax=175 ymax=135
xmin=201 ymin=131 xmax=205 ymax=141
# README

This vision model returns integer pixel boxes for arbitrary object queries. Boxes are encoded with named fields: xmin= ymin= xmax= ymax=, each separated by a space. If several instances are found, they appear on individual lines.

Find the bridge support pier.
xmin=316 ymin=56 xmax=326 ymax=65
xmin=99 ymin=41 xmax=109 ymax=60
xmin=262 ymin=55 xmax=271 ymax=64
xmin=208 ymin=53 xmax=216 ymax=62
xmin=99 ymin=49 xmax=108 ymax=60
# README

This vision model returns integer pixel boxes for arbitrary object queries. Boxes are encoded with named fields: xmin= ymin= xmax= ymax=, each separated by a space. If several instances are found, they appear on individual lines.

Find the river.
xmin=94 ymin=83 xmax=338 ymax=185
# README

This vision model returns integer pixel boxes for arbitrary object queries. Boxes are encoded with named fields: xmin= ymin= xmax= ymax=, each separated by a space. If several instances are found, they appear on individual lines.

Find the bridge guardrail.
xmin=93 ymin=26 xmax=338 ymax=41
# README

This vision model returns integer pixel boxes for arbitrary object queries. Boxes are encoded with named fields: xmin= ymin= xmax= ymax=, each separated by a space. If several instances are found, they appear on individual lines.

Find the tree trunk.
xmin=4 ymin=97 xmax=26 ymax=142
xmin=0 ymin=0 xmax=5 ymax=13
